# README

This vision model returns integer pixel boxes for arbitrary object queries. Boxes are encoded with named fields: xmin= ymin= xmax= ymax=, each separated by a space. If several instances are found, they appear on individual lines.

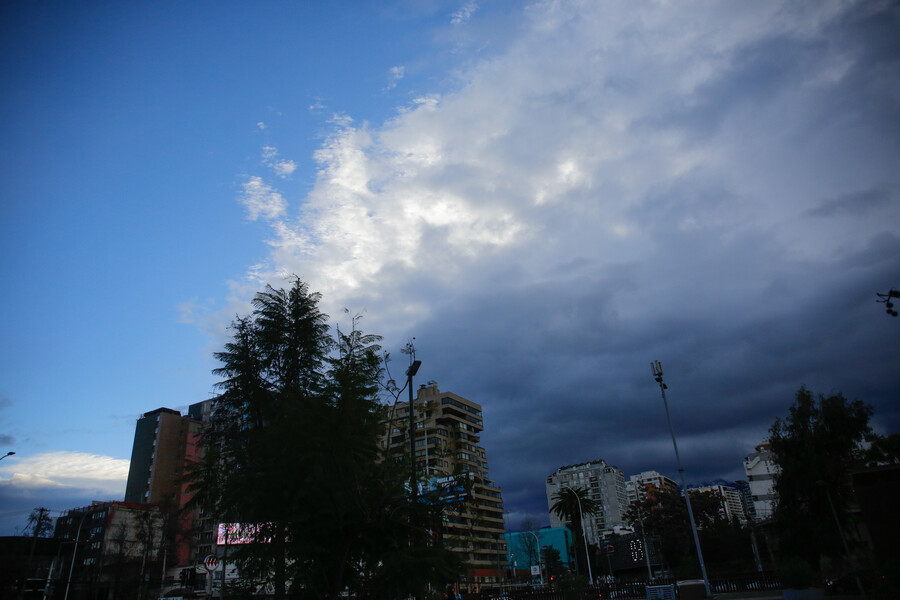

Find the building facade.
xmin=504 ymin=526 xmax=573 ymax=583
xmin=688 ymin=484 xmax=748 ymax=524
xmin=54 ymin=501 xmax=165 ymax=599
xmin=546 ymin=459 xmax=628 ymax=546
xmin=625 ymin=470 xmax=677 ymax=505
xmin=382 ymin=382 xmax=507 ymax=592
xmin=125 ymin=408 xmax=193 ymax=506
xmin=124 ymin=405 xmax=205 ymax=567
xmin=743 ymin=441 xmax=779 ymax=521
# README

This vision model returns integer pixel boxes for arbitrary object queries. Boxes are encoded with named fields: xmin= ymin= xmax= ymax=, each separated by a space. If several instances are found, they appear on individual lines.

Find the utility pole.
xmin=651 ymin=361 xmax=710 ymax=597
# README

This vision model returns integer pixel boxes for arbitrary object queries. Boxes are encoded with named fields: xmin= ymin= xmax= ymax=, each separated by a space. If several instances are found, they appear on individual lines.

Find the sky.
xmin=1 ymin=0 xmax=898 ymax=536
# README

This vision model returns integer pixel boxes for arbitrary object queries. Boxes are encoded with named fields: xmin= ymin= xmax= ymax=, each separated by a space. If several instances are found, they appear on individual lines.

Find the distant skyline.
xmin=1 ymin=0 xmax=898 ymax=535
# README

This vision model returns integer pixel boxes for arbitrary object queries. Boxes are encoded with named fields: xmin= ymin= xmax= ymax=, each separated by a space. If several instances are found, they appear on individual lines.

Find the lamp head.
xmin=406 ymin=360 xmax=421 ymax=378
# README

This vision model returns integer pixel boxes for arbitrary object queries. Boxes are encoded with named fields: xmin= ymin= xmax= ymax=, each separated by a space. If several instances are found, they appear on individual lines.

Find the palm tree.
xmin=550 ymin=486 xmax=600 ymax=577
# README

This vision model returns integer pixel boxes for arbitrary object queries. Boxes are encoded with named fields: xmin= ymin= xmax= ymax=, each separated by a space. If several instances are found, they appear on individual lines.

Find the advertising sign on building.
xmin=420 ymin=473 xmax=473 ymax=504
xmin=217 ymin=522 xmax=271 ymax=545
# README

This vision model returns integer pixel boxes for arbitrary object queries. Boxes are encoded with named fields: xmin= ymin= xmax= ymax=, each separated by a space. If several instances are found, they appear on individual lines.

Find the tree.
xmin=624 ymin=487 xmax=722 ymax=574
xmin=864 ymin=433 xmax=900 ymax=466
xmin=188 ymin=279 xmax=460 ymax=600
xmin=518 ymin=518 xmax=541 ymax=569
xmin=542 ymin=545 xmax=566 ymax=579
xmin=550 ymin=486 xmax=599 ymax=577
xmin=23 ymin=507 xmax=53 ymax=538
xmin=768 ymin=386 xmax=874 ymax=569
xmin=189 ymin=281 xmax=330 ymax=598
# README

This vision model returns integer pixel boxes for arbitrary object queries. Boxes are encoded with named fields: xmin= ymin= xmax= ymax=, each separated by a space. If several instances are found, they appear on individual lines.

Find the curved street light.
xmin=0 ymin=451 xmax=15 ymax=461
xmin=527 ymin=530 xmax=544 ymax=585
xmin=560 ymin=484 xmax=593 ymax=584
xmin=63 ymin=510 xmax=91 ymax=600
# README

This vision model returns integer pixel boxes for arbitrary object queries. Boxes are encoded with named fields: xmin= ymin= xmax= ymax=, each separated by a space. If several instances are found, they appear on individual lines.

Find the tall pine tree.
xmin=188 ymin=279 xmax=460 ymax=600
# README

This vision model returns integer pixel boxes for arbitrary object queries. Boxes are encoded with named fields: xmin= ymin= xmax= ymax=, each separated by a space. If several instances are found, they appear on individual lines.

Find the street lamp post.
xmin=63 ymin=510 xmax=91 ymax=600
xmin=405 ymin=355 xmax=422 ymax=600
xmin=0 ymin=451 xmax=14 ymax=461
xmin=560 ymin=485 xmax=593 ymax=584
xmin=651 ymin=361 xmax=710 ymax=597
xmin=406 ymin=358 xmax=422 ymax=498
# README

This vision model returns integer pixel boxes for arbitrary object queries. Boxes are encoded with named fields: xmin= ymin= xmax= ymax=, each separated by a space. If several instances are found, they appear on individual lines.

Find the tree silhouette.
xmin=769 ymin=386 xmax=874 ymax=570
xmin=188 ymin=279 xmax=460 ymax=600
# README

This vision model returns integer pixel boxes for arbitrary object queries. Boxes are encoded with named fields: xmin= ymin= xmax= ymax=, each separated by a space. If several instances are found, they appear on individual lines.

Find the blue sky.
xmin=1 ymin=0 xmax=899 ymax=535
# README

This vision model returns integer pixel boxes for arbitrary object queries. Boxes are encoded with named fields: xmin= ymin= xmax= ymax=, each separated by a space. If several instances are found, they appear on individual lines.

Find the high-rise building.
xmin=688 ymin=484 xmax=748 ymax=524
xmin=546 ymin=459 xmax=628 ymax=546
xmin=382 ymin=382 xmax=507 ymax=593
xmin=625 ymin=470 xmax=677 ymax=505
xmin=125 ymin=408 xmax=199 ymax=507
xmin=743 ymin=441 xmax=779 ymax=521
xmin=124 ymin=406 xmax=205 ymax=566
xmin=734 ymin=480 xmax=756 ymax=522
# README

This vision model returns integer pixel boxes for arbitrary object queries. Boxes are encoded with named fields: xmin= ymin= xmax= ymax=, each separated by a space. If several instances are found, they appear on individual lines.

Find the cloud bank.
xmin=0 ymin=452 xmax=128 ymax=534
xmin=225 ymin=0 xmax=899 ymax=525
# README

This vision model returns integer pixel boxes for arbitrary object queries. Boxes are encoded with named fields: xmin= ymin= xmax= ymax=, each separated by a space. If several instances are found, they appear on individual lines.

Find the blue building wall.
xmin=505 ymin=526 xmax=573 ymax=574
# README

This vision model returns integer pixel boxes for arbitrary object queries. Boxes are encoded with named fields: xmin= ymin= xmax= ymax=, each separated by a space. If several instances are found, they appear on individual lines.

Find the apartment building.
xmin=124 ymin=407 xmax=202 ymax=507
xmin=689 ymin=484 xmax=748 ymax=524
xmin=383 ymin=382 xmax=507 ymax=592
xmin=743 ymin=441 xmax=779 ymax=521
xmin=124 ymin=405 xmax=205 ymax=567
xmin=545 ymin=459 xmax=629 ymax=546
xmin=625 ymin=470 xmax=677 ymax=504
xmin=54 ymin=501 xmax=165 ymax=599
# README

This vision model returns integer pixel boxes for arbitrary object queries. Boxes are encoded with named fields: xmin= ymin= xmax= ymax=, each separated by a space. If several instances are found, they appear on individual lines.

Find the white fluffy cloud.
xmin=240 ymin=175 xmax=287 ymax=221
xmin=1 ymin=451 xmax=129 ymax=490
xmin=386 ymin=65 xmax=405 ymax=91
xmin=451 ymin=1 xmax=478 ymax=25
xmin=0 ymin=451 xmax=129 ymax=533
xmin=248 ymin=1 xmax=898 ymax=324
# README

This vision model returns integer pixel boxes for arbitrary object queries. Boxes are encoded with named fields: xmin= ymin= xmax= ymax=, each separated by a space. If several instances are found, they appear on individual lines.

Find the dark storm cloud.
xmin=247 ymin=1 xmax=900 ymax=527
xmin=806 ymin=186 xmax=897 ymax=218
xmin=407 ymin=226 xmax=900 ymax=524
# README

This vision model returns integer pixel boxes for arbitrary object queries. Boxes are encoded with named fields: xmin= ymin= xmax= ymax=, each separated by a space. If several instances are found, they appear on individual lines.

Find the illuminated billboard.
xmin=216 ymin=523 xmax=270 ymax=545
xmin=420 ymin=473 xmax=473 ymax=504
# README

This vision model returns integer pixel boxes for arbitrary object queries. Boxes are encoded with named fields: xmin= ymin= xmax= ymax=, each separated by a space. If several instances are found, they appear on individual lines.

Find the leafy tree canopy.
xmin=769 ymin=386 xmax=874 ymax=567
xmin=624 ymin=487 xmax=722 ymax=572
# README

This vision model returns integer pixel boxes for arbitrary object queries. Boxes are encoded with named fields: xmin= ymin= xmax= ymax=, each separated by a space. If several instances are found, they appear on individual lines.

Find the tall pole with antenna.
xmin=651 ymin=361 xmax=710 ymax=598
